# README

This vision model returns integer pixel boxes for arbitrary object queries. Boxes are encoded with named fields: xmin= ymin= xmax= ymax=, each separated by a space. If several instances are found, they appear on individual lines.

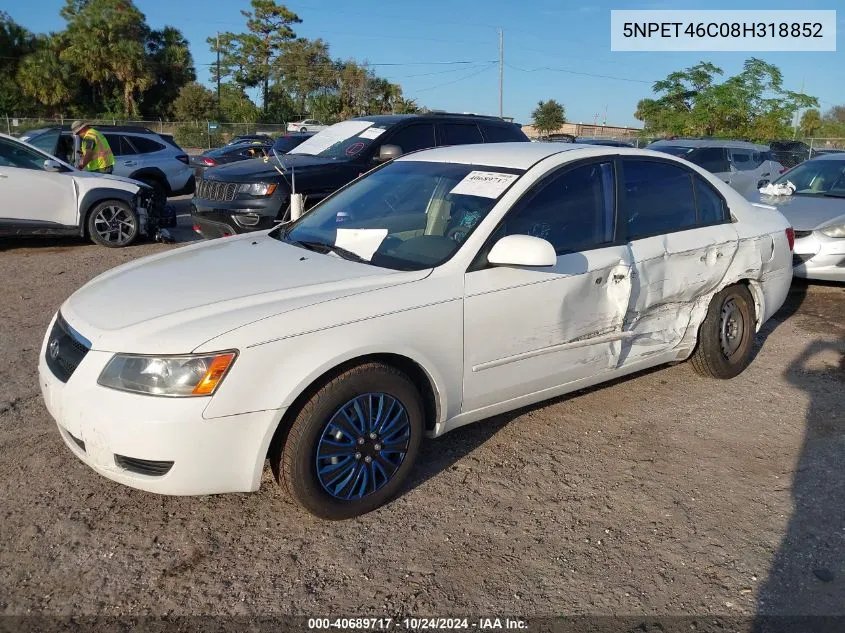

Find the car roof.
xmin=649 ymin=138 xmax=768 ymax=150
xmin=350 ymin=113 xmax=520 ymax=127
xmin=808 ymin=152 xmax=845 ymax=161
xmin=397 ymin=142 xmax=582 ymax=169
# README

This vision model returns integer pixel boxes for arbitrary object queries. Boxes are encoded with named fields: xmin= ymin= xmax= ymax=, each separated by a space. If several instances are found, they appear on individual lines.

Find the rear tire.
xmin=690 ymin=284 xmax=757 ymax=379
xmin=87 ymin=200 xmax=139 ymax=248
xmin=277 ymin=362 xmax=423 ymax=520
xmin=300 ymin=126 xmax=307 ymax=133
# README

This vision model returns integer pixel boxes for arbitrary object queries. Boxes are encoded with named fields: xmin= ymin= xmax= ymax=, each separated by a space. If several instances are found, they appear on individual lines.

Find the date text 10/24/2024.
xmin=307 ymin=618 xmax=528 ymax=630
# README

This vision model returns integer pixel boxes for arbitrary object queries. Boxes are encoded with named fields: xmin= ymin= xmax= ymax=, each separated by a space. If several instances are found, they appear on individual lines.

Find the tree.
xmin=0 ymin=12 xmax=36 ymax=114
xmin=58 ymin=0 xmax=153 ymax=116
xmin=141 ymin=26 xmax=196 ymax=118
xmin=172 ymin=82 xmax=215 ymax=121
xmin=209 ymin=0 xmax=300 ymax=113
xmin=218 ymin=83 xmax=261 ymax=123
xmin=17 ymin=36 xmax=75 ymax=115
xmin=800 ymin=109 xmax=822 ymax=137
xmin=635 ymin=58 xmax=818 ymax=140
xmin=274 ymin=37 xmax=332 ymax=114
xmin=823 ymin=105 xmax=845 ymax=125
xmin=532 ymin=100 xmax=566 ymax=136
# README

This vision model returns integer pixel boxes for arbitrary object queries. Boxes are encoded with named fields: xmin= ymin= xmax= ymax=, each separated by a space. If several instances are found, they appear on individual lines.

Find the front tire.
xmin=690 ymin=284 xmax=757 ymax=379
xmin=278 ymin=362 xmax=423 ymax=520
xmin=87 ymin=200 xmax=139 ymax=247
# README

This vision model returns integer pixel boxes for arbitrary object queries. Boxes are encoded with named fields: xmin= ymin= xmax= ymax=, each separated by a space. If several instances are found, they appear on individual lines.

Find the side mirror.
xmin=43 ymin=159 xmax=64 ymax=172
xmin=487 ymin=234 xmax=557 ymax=267
xmin=376 ymin=144 xmax=402 ymax=162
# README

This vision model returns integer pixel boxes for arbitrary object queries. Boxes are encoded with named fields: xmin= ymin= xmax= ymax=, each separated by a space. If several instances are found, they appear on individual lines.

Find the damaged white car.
xmin=0 ymin=133 xmax=171 ymax=247
xmin=39 ymin=143 xmax=794 ymax=519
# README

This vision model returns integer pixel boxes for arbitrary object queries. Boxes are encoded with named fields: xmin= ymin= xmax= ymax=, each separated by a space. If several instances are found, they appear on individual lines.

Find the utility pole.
xmin=216 ymin=32 xmax=221 ymax=119
xmin=498 ymin=29 xmax=504 ymax=119
xmin=603 ymin=104 xmax=608 ymax=126
xmin=793 ymin=76 xmax=804 ymax=140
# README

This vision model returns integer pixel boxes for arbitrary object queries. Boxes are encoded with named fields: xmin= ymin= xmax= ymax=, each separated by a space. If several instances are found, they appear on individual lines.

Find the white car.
xmin=39 ymin=143 xmax=794 ymax=519
xmin=0 ymin=133 xmax=164 ymax=247
xmin=287 ymin=118 xmax=328 ymax=133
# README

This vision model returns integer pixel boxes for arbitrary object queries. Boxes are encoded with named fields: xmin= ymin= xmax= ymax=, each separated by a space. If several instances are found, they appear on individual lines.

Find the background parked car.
xmin=22 ymin=125 xmax=194 ymax=207
xmin=287 ymin=118 xmax=329 ymax=133
xmin=574 ymin=138 xmax=633 ymax=147
xmin=190 ymin=141 xmax=272 ymax=179
xmin=769 ymin=140 xmax=810 ymax=169
xmin=226 ymin=134 xmax=274 ymax=146
xmin=0 ymin=133 xmax=171 ymax=247
xmin=751 ymin=153 xmax=845 ymax=282
xmin=192 ymin=112 xmax=529 ymax=238
xmin=648 ymin=139 xmax=785 ymax=197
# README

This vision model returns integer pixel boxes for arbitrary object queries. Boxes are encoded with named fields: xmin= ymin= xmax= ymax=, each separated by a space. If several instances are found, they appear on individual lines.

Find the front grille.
xmin=45 ymin=314 xmax=91 ymax=383
xmin=794 ymin=230 xmax=813 ymax=239
xmin=793 ymin=253 xmax=814 ymax=266
xmin=196 ymin=178 xmax=238 ymax=202
xmin=114 ymin=455 xmax=174 ymax=477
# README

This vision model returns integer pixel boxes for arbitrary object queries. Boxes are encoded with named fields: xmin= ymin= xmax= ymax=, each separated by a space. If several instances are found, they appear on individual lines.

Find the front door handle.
xmin=123 ymin=160 xmax=137 ymax=166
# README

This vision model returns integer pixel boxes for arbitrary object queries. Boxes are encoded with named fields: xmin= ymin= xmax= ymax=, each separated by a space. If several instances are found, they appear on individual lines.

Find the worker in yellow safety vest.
xmin=70 ymin=120 xmax=116 ymax=174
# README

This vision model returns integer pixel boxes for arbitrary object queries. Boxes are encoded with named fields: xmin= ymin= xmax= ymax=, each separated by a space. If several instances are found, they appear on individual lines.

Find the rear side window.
xmin=482 ymin=124 xmax=526 ymax=142
xmin=442 ymin=123 xmax=483 ymax=145
xmin=690 ymin=147 xmax=729 ymax=173
xmin=694 ymin=176 xmax=728 ymax=225
xmin=623 ymin=159 xmax=697 ymax=239
xmin=384 ymin=123 xmax=436 ymax=154
xmin=729 ymin=149 xmax=755 ymax=171
xmin=128 ymin=136 xmax=165 ymax=154
xmin=103 ymin=134 xmax=135 ymax=157
xmin=273 ymin=135 xmax=309 ymax=152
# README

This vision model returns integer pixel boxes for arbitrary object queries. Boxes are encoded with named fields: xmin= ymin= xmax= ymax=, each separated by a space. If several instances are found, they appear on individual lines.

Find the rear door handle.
xmin=123 ymin=160 xmax=137 ymax=166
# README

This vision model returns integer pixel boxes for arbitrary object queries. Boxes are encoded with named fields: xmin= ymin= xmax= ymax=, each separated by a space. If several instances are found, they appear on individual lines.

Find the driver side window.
xmin=501 ymin=161 xmax=616 ymax=254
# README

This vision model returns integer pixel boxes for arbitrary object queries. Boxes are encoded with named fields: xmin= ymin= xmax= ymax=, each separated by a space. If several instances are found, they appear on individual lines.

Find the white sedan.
xmin=287 ymin=118 xmax=328 ymax=133
xmin=39 ymin=143 xmax=794 ymax=519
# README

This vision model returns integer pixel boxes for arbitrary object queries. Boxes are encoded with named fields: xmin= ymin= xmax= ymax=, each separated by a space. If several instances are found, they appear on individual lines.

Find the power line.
xmin=505 ymin=62 xmax=654 ymax=84
xmin=413 ymin=62 xmax=497 ymax=93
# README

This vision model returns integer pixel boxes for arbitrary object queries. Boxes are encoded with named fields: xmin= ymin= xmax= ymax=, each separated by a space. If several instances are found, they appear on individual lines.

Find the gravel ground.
xmin=0 ymin=226 xmax=843 ymax=622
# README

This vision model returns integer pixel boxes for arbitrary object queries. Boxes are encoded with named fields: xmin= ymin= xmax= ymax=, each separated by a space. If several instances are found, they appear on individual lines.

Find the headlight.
xmin=238 ymin=183 xmax=277 ymax=196
xmin=98 ymin=351 xmax=237 ymax=397
xmin=820 ymin=223 xmax=845 ymax=238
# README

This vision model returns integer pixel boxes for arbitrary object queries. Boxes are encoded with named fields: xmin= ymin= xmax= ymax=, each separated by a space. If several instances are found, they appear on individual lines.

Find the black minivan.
xmin=190 ymin=112 xmax=529 ymax=238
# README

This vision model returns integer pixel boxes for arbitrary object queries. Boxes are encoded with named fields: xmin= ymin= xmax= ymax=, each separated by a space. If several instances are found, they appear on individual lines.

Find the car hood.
xmin=71 ymin=170 xmax=144 ymax=192
xmin=748 ymin=192 xmax=845 ymax=230
xmin=202 ymin=154 xmax=347 ymax=183
xmin=60 ymin=232 xmax=428 ymax=354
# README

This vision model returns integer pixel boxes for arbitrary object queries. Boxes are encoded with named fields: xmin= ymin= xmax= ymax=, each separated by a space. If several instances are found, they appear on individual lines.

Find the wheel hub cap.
xmin=315 ymin=393 xmax=411 ymax=500
xmin=719 ymin=298 xmax=745 ymax=359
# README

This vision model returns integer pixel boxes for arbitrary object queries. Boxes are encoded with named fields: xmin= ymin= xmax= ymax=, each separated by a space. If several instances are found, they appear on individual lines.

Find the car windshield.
xmin=774 ymin=159 xmax=845 ymax=196
xmin=287 ymin=120 xmax=388 ymax=160
xmin=273 ymin=135 xmax=310 ymax=153
xmin=275 ymin=160 xmax=524 ymax=271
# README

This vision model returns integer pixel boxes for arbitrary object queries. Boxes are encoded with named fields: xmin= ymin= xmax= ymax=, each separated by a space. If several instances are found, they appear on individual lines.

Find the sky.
xmin=5 ymin=0 xmax=844 ymax=127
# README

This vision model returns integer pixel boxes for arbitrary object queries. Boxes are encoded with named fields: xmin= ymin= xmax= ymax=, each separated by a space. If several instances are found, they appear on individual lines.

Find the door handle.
xmin=0 ymin=173 xmax=7 ymax=179
xmin=123 ymin=160 xmax=137 ymax=166
xmin=612 ymin=273 xmax=627 ymax=282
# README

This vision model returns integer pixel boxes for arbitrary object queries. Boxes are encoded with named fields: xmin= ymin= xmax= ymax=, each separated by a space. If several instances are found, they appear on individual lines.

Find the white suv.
xmin=21 ymin=125 xmax=195 ymax=206
xmin=0 ymin=133 xmax=165 ymax=247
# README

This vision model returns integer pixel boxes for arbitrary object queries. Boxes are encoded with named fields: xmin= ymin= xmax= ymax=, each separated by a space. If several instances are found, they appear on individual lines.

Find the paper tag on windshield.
xmin=335 ymin=228 xmax=388 ymax=261
xmin=359 ymin=127 xmax=385 ymax=140
xmin=449 ymin=171 xmax=519 ymax=198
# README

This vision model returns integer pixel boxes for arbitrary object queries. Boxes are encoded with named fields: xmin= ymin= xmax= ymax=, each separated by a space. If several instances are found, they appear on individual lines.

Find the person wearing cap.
xmin=71 ymin=121 xmax=115 ymax=174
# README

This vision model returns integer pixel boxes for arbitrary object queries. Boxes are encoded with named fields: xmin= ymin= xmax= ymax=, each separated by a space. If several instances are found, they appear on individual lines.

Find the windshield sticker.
xmin=289 ymin=120 xmax=374 ymax=156
xmin=345 ymin=142 xmax=366 ymax=156
xmin=335 ymin=228 xmax=388 ymax=261
xmin=358 ymin=127 xmax=385 ymax=140
xmin=449 ymin=171 xmax=520 ymax=199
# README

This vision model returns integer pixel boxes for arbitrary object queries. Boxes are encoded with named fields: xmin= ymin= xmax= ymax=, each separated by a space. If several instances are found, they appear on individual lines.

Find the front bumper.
xmin=793 ymin=232 xmax=845 ymax=282
xmin=38 ymin=315 xmax=281 ymax=495
xmin=191 ymin=191 xmax=287 ymax=237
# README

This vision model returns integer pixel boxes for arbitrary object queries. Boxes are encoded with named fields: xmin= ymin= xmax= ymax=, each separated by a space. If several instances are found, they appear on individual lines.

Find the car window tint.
xmin=623 ymin=159 xmax=697 ymax=239
xmin=384 ymin=123 xmax=436 ymax=154
xmin=482 ymin=124 xmax=526 ymax=142
xmin=690 ymin=147 xmax=729 ymax=172
xmin=128 ymin=136 xmax=165 ymax=154
xmin=730 ymin=149 xmax=754 ymax=171
xmin=273 ymin=135 xmax=309 ymax=152
xmin=504 ymin=161 xmax=616 ymax=253
xmin=694 ymin=176 xmax=727 ymax=225
xmin=26 ymin=129 xmax=61 ymax=156
xmin=103 ymin=134 xmax=133 ymax=157
xmin=442 ymin=123 xmax=484 ymax=146
xmin=0 ymin=137 xmax=49 ymax=170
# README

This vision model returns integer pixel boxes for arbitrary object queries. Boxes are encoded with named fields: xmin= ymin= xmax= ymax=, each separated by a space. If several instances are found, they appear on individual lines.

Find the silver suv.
xmin=21 ymin=125 xmax=195 ymax=205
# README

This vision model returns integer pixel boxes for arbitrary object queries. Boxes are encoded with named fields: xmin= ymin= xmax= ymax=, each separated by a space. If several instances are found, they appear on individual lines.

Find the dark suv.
xmin=190 ymin=113 xmax=529 ymax=238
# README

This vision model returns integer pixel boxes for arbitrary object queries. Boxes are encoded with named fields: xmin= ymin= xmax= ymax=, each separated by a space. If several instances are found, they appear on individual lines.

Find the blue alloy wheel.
xmin=315 ymin=393 xmax=411 ymax=500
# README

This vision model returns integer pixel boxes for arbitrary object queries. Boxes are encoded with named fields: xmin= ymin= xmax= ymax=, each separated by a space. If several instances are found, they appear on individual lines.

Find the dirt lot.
xmin=0 ymin=231 xmax=843 ymax=622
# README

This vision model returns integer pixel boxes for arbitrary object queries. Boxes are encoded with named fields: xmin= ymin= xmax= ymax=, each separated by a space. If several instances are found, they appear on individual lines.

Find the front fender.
xmin=77 ymin=187 xmax=143 ymax=236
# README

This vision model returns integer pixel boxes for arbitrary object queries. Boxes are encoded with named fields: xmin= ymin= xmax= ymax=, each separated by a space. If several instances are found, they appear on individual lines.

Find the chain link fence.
xmin=2 ymin=116 xmax=303 ymax=151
